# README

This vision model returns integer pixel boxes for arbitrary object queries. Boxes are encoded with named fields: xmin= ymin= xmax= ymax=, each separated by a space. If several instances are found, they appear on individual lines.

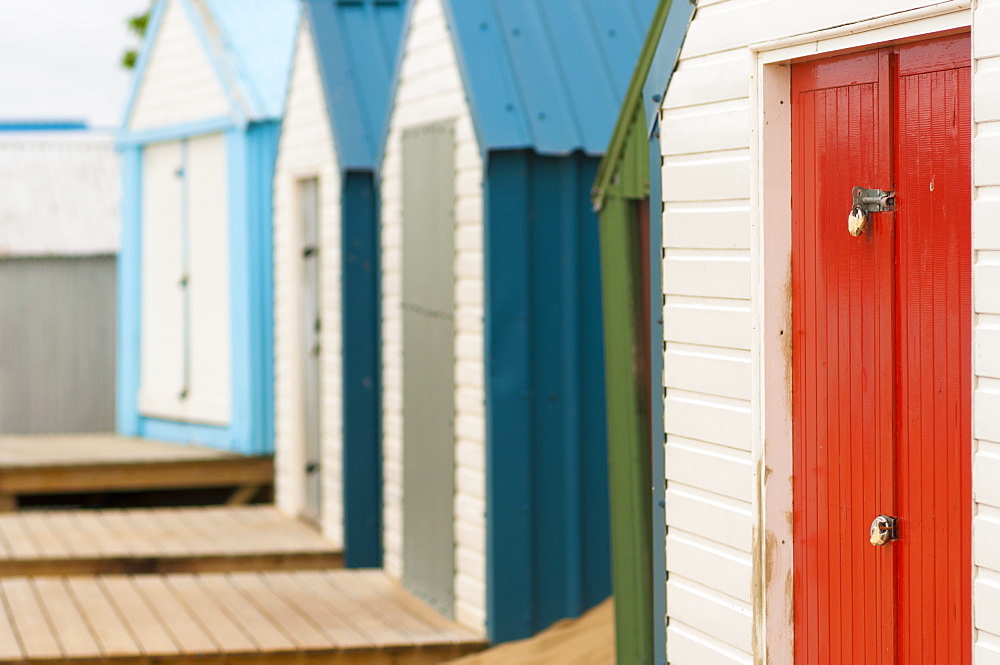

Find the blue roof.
xmin=307 ymin=0 xmax=408 ymax=171
xmin=205 ymin=0 xmax=301 ymax=120
xmin=123 ymin=0 xmax=300 ymax=127
xmin=443 ymin=0 xmax=657 ymax=156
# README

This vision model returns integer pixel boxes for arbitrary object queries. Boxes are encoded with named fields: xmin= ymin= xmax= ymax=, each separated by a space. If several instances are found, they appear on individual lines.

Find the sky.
xmin=0 ymin=1 xmax=152 ymax=129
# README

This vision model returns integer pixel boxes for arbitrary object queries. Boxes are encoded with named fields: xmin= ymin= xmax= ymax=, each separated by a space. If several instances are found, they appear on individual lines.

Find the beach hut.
xmin=272 ymin=0 xmax=406 ymax=566
xmin=116 ymin=0 xmax=299 ymax=455
xmin=615 ymin=1 xmax=995 ymax=662
xmin=0 ymin=125 xmax=119 ymax=435
xmin=379 ymin=0 xmax=656 ymax=642
xmin=591 ymin=3 xmax=694 ymax=663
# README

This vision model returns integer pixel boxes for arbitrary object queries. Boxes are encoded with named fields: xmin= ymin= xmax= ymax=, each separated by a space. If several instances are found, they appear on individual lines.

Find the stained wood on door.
xmin=792 ymin=33 xmax=971 ymax=665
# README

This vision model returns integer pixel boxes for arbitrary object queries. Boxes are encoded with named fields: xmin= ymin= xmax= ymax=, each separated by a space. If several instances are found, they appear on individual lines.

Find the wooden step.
xmin=0 ymin=569 xmax=486 ymax=664
xmin=0 ymin=506 xmax=342 ymax=576
xmin=0 ymin=435 xmax=272 ymax=509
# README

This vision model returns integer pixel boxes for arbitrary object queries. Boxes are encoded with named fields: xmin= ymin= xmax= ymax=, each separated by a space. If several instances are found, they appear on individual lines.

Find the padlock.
xmin=869 ymin=514 xmax=897 ymax=546
xmin=848 ymin=205 xmax=868 ymax=237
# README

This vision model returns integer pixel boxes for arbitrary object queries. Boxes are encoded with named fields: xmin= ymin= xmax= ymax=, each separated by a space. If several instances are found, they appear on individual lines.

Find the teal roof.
xmin=307 ymin=0 xmax=408 ymax=171
xmin=443 ymin=0 xmax=658 ymax=156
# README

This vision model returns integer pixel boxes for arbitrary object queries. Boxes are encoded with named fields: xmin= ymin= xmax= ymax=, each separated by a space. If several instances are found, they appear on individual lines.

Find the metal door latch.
xmin=848 ymin=187 xmax=895 ymax=237
xmin=853 ymin=186 xmax=896 ymax=213
xmin=869 ymin=514 xmax=898 ymax=546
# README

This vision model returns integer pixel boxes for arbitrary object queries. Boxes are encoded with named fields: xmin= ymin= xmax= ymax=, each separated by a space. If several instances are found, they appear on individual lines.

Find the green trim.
xmin=591 ymin=0 xmax=673 ymax=211
xmin=598 ymin=197 xmax=654 ymax=665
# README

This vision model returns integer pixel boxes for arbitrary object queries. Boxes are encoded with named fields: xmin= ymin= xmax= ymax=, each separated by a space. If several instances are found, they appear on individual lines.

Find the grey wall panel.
xmin=0 ymin=256 xmax=117 ymax=434
xmin=401 ymin=121 xmax=456 ymax=618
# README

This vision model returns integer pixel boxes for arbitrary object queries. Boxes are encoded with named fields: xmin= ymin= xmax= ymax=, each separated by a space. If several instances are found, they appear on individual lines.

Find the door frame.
xmin=747 ymin=4 xmax=972 ymax=664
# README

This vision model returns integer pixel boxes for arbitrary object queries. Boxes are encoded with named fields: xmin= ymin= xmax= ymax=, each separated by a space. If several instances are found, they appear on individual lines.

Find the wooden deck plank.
xmin=123 ymin=509 xmax=188 ymax=557
xmin=65 ymin=576 xmax=140 ymax=657
xmin=98 ymin=510 xmax=157 ymax=558
xmin=100 ymin=576 xmax=180 ymax=656
xmin=295 ymin=571 xmax=419 ymax=647
xmin=0 ymin=589 xmax=22 ymax=661
xmin=155 ymin=508 xmax=218 ymax=554
xmin=226 ymin=572 xmax=332 ymax=649
xmin=197 ymin=507 xmax=262 ymax=555
xmin=0 ymin=578 xmax=61 ymax=659
xmin=130 ymin=575 xmax=217 ymax=654
xmin=69 ymin=510 xmax=120 ymax=557
xmin=194 ymin=574 xmax=297 ymax=652
xmin=20 ymin=514 xmax=74 ymax=559
xmin=45 ymin=511 xmax=100 ymax=558
xmin=32 ymin=578 xmax=102 ymax=658
xmin=0 ymin=507 xmax=341 ymax=577
xmin=0 ymin=514 xmax=39 ymax=559
xmin=0 ymin=570 xmax=487 ymax=664
xmin=227 ymin=506 xmax=334 ymax=553
xmin=324 ymin=572 xmax=467 ymax=645
xmin=163 ymin=575 xmax=258 ymax=653
xmin=0 ymin=436 xmax=273 ymax=501
xmin=360 ymin=570 xmax=484 ymax=639
xmin=259 ymin=571 xmax=375 ymax=649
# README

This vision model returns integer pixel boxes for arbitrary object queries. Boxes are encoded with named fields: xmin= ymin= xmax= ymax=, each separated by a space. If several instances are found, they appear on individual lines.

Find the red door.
xmin=792 ymin=33 xmax=971 ymax=665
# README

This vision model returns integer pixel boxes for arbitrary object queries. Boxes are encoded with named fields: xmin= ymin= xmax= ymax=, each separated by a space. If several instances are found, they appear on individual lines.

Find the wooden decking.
xmin=0 ymin=569 xmax=486 ymax=664
xmin=0 ymin=435 xmax=272 ymax=509
xmin=0 ymin=506 xmax=342 ymax=576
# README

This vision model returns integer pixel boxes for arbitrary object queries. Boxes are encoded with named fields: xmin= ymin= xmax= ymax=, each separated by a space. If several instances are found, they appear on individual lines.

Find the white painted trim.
xmin=748 ymin=8 xmax=973 ymax=665
xmin=750 ymin=0 xmax=971 ymax=59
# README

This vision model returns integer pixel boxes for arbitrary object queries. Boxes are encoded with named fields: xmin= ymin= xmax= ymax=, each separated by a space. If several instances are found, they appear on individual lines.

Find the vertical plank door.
xmin=792 ymin=48 xmax=897 ymax=665
xmin=792 ymin=33 xmax=971 ymax=665
xmin=893 ymin=34 xmax=972 ymax=665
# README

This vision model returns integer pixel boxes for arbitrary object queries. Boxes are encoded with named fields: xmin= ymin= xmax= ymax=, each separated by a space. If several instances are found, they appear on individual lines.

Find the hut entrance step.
xmin=0 ymin=435 xmax=272 ymax=510
xmin=0 ymin=505 xmax=342 ymax=576
xmin=0 ymin=569 xmax=486 ymax=664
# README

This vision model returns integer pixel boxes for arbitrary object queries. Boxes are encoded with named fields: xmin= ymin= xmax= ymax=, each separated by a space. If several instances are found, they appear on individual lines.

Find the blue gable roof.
xmin=205 ymin=0 xmax=301 ymax=120
xmin=122 ymin=0 xmax=299 ymax=130
xmin=307 ymin=0 xmax=408 ymax=172
xmin=443 ymin=0 xmax=657 ymax=156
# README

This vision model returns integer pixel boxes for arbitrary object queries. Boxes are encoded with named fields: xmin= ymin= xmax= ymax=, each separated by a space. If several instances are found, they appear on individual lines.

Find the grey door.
xmin=300 ymin=178 xmax=322 ymax=524
xmin=401 ymin=121 xmax=456 ymax=617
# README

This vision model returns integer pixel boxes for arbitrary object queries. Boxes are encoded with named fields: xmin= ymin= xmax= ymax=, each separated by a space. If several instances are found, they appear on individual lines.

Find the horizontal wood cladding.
xmin=128 ymin=0 xmax=231 ymax=130
xmin=272 ymin=20 xmax=344 ymax=546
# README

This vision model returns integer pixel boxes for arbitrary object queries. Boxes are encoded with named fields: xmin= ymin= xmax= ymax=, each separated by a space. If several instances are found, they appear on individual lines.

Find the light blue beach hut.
xmin=117 ymin=0 xmax=299 ymax=455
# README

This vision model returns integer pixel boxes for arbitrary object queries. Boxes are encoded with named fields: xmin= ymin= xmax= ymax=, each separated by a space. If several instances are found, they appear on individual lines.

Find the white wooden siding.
xmin=381 ymin=0 xmax=486 ymax=632
xmin=138 ymin=133 xmax=230 ymax=425
xmin=973 ymin=3 xmax=1000 ymax=659
xmin=662 ymin=1 xmax=998 ymax=663
xmin=128 ymin=0 xmax=231 ymax=131
xmin=272 ymin=20 xmax=344 ymax=548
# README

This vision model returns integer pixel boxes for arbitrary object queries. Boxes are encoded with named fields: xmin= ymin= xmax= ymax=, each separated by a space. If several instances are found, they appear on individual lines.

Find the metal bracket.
xmin=853 ymin=186 xmax=896 ymax=213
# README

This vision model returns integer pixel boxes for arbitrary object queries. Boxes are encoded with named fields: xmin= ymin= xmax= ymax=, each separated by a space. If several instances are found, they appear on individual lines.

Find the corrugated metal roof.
xmin=202 ymin=0 xmax=301 ymax=120
xmin=307 ymin=0 xmax=408 ymax=171
xmin=443 ymin=0 xmax=657 ymax=156
xmin=0 ymin=132 xmax=119 ymax=257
